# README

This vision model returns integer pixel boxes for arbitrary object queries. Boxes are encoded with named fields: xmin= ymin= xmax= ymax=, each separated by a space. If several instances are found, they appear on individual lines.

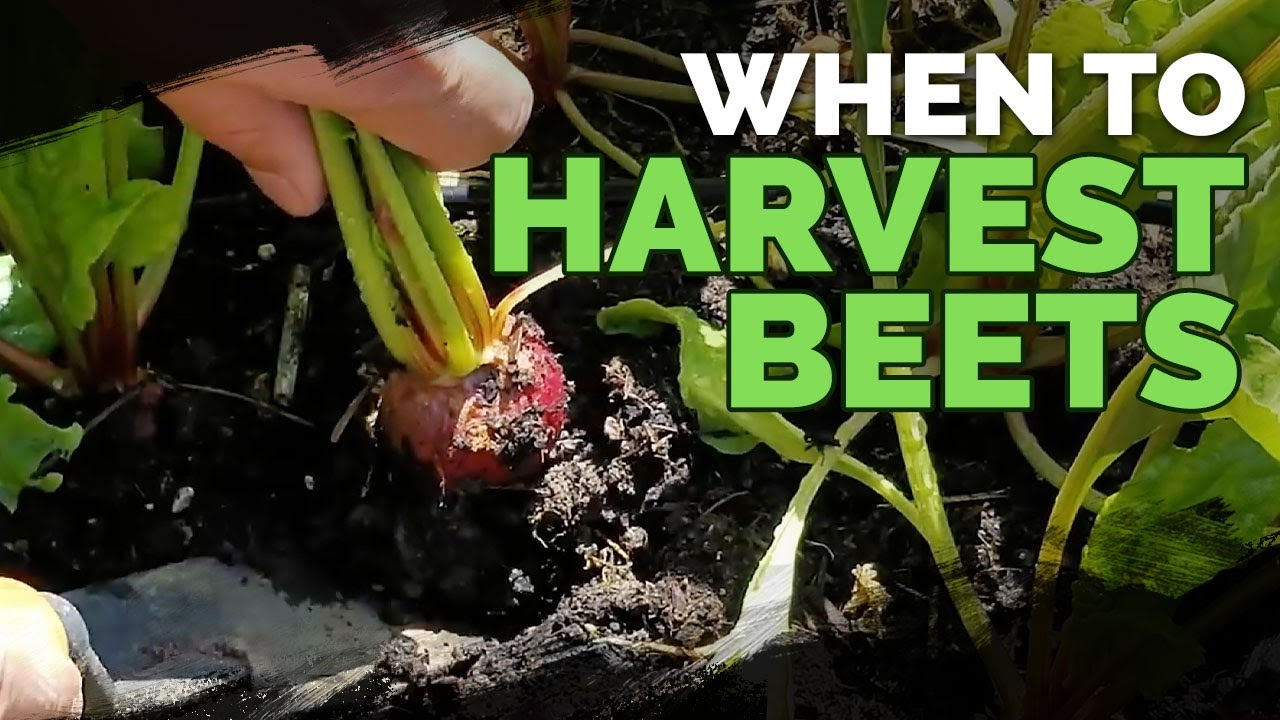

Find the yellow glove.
xmin=0 ymin=578 xmax=83 ymax=720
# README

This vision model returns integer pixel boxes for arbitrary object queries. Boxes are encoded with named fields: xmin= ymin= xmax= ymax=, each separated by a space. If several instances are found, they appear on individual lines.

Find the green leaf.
xmin=995 ymin=0 xmax=1280 ymax=163
xmin=843 ymin=0 xmax=893 ymax=246
xmin=1123 ymin=0 xmax=1183 ymax=45
xmin=1082 ymin=420 xmax=1280 ymax=599
xmin=108 ymin=180 xmax=188 ymax=268
xmin=708 ymin=457 xmax=834 ymax=665
xmin=0 ymin=255 xmax=56 ymax=356
xmin=121 ymin=105 xmax=168 ymax=182
xmin=846 ymin=0 xmax=890 ymax=58
xmin=1190 ymin=111 xmax=1280 ymax=460
xmin=0 ymin=375 xmax=82 ymax=512
xmin=0 ymin=105 xmax=195 ymax=336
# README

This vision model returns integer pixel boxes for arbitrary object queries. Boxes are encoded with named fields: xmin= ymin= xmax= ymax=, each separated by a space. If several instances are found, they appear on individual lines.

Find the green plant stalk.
xmin=874 ymin=277 xmax=1022 ymax=712
xmin=896 ymin=412 xmax=1025 ymax=715
xmin=723 ymin=407 xmax=921 ymax=526
xmin=354 ymin=127 xmax=481 ymax=378
xmin=850 ymin=7 xmax=1016 ymax=701
xmin=1005 ymin=0 xmax=1041 ymax=76
xmin=1108 ymin=0 xmax=1137 ymax=21
xmin=1025 ymin=354 xmax=1158 ymax=714
xmin=99 ymin=109 xmax=133 ymax=385
xmin=568 ymin=68 xmax=702 ymax=104
xmin=1132 ymin=420 xmax=1182 ymax=476
xmin=84 ymin=261 xmax=115 ymax=384
xmin=1241 ymin=35 xmax=1280 ymax=99
xmin=137 ymin=129 xmax=206 ymax=328
xmin=309 ymin=109 xmax=433 ymax=375
xmin=568 ymin=29 xmax=688 ymax=74
xmin=1005 ymin=412 xmax=1108 ymax=513
xmin=555 ymin=89 xmax=643 ymax=176
xmin=387 ymin=145 xmax=492 ymax=349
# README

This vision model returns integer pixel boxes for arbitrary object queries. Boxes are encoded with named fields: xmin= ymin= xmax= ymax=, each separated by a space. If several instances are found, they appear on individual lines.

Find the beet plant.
xmin=309 ymin=110 xmax=569 ymax=489
xmin=0 ymin=104 xmax=204 ymax=395
xmin=0 ymin=104 xmax=203 ymax=510
xmin=599 ymin=1 xmax=1280 ymax=719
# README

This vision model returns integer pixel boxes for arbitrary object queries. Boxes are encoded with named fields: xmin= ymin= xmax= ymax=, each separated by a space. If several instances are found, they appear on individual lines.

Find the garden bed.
xmin=2 ymin=0 xmax=1279 ymax=718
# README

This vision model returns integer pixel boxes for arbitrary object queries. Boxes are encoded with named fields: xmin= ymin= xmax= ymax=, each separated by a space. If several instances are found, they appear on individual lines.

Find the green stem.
xmin=1133 ymin=420 xmax=1182 ymax=476
xmin=725 ymin=405 xmax=921 ymax=528
xmin=1025 ymin=355 xmax=1159 ymax=716
xmin=555 ymin=89 xmax=643 ymax=176
xmin=354 ymin=128 xmax=480 ymax=378
xmin=137 ymin=129 xmax=205 ymax=328
xmin=1005 ymin=412 xmax=1108 ymax=513
xmin=100 ymin=109 xmax=138 ymax=386
xmin=308 ymin=109 xmax=433 ymax=375
xmin=1005 ymin=0 xmax=1041 ymax=76
xmin=1240 ymin=36 xmax=1280 ymax=103
xmin=873 ymin=248 xmax=1020 ymax=711
xmin=568 ymin=68 xmax=702 ymax=104
xmin=896 ymin=411 xmax=1025 ymax=717
xmin=568 ymin=29 xmax=689 ymax=74
xmin=84 ymin=261 xmax=115 ymax=387
xmin=386 ymin=144 xmax=492 ymax=350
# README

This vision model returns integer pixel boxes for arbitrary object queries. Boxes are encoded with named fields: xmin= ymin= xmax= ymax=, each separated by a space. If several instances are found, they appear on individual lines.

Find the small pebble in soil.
xmin=171 ymin=486 xmax=195 ymax=514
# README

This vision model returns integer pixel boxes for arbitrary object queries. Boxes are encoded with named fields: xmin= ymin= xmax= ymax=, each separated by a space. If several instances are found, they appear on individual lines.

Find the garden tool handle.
xmin=40 ymin=592 xmax=118 ymax=718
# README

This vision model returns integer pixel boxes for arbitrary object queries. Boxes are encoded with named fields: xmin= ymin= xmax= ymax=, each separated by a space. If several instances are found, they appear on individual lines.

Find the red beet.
xmin=378 ymin=314 xmax=568 ymax=489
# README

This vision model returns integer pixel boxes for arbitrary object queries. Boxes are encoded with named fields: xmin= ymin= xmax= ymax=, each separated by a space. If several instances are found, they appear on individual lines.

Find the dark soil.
xmin=2 ymin=0 xmax=1278 ymax=719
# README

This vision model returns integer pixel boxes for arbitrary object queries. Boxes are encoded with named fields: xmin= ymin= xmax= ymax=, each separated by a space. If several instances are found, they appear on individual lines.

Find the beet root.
xmin=378 ymin=314 xmax=569 ymax=489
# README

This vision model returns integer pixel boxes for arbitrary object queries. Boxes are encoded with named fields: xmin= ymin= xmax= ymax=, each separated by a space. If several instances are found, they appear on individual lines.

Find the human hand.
xmin=0 ymin=580 xmax=82 ymax=720
xmin=158 ymin=31 xmax=533 ymax=217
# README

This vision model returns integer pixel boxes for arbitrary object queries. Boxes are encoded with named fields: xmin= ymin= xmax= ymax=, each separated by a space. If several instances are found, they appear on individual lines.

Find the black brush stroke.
xmin=0 ymin=0 xmax=565 ymax=156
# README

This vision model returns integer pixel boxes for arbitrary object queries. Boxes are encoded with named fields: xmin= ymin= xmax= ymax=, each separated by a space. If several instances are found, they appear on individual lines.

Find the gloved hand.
xmin=0 ymin=579 xmax=83 ymax=720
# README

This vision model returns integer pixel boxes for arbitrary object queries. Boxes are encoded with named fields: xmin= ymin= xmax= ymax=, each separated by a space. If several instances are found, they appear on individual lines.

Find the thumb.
xmin=158 ymin=78 xmax=327 ymax=218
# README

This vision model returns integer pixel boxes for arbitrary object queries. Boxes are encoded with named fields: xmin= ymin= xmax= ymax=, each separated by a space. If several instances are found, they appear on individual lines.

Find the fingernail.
xmin=246 ymin=167 xmax=322 ymax=217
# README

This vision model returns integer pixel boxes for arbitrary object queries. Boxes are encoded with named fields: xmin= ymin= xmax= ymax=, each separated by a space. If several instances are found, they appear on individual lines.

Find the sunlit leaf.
xmin=1082 ymin=420 xmax=1280 ymax=599
xmin=0 ymin=375 xmax=82 ymax=512
xmin=0 ymin=256 xmax=56 ymax=356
